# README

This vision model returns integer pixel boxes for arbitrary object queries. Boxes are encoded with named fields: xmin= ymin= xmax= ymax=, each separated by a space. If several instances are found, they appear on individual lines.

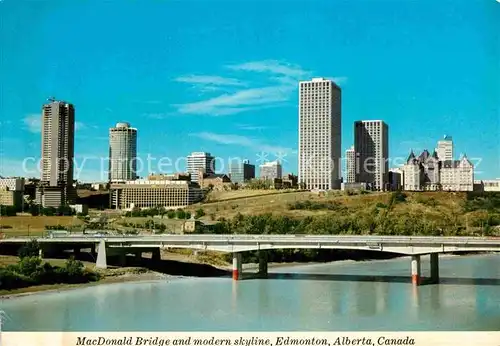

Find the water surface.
xmin=2 ymin=254 xmax=500 ymax=331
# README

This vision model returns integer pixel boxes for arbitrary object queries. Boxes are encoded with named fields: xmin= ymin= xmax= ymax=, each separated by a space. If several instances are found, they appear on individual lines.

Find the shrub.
xmin=195 ymin=208 xmax=206 ymax=219
xmin=18 ymin=240 xmax=40 ymax=259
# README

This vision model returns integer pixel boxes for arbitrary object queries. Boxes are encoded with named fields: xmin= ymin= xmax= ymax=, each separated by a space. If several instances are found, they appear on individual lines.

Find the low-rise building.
xmin=0 ymin=187 xmax=23 ymax=208
xmin=0 ymin=177 xmax=25 ymax=192
xmin=69 ymin=204 xmax=89 ymax=215
xmin=198 ymin=173 xmax=232 ymax=191
xmin=388 ymin=168 xmax=403 ymax=191
xmin=110 ymin=179 xmax=202 ymax=210
xmin=473 ymin=179 xmax=500 ymax=192
xmin=148 ymin=173 xmax=191 ymax=181
xmin=91 ymin=182 xmax=109 ymax=191
xmin=259 ymin=161 xmax=282 ymax=180
xmin=440 ymin=157 xmax=474 ymax=191
xmin=402 ymin=150 xmax=474 ymax=191
xmin=35 ymin=185 xmax=74 ymax=208
xmin=282 ymin=174 xmax=298 ymax=188
xmin=183 ymin=219 xmax=202 ymax=233
xmin=341 ymin=182 xmax=369 ymax=191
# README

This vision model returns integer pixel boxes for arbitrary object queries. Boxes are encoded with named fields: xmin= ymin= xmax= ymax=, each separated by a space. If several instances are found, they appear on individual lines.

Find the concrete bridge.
xmin=2 ymin=234 xmax=500 ymax=286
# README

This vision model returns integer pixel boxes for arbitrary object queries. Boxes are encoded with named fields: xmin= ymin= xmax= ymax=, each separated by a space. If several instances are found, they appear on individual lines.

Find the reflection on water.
xmin=1 ymin=254 xmax=500 ymax=331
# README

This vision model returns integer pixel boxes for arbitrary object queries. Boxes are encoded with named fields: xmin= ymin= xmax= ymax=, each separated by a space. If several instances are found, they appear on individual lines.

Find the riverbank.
xmin=0 ymin=267 xmax=172 ymax=299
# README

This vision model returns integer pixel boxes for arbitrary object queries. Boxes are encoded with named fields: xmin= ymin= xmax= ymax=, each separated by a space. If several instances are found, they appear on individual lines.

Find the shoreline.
xmin=0 ymin=270 xmax=173 ymax=300
xmin=0 ymin=261 xmax=306 ymax=300
xmin=0 ymin=252 xmax=492 ymax=300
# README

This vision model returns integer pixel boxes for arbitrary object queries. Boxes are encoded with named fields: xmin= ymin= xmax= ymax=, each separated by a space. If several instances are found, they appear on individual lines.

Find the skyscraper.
xmin=229 ymin=159 xmax=255 ymax=184
xmin=345 ymin=146 xmax=356 ymax=183
xmin=39 ymin=98 xmax=76 ymax=206
xmin=109 ymin=122 xmax=138 ymax=182
xmin=298 ymin=78 xmax=341 ymax=190
xmin=436 ymin=135 xmax=453 ymax=161
xmin=354 ymin=120 xmax=389 ymax=191
xmin=187 ymin=152 xmax=215 ymax=183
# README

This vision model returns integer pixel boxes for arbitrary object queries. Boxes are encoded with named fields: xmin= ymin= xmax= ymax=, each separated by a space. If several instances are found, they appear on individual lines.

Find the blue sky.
xmin=0 ymin=0 xmax=499 ymax=182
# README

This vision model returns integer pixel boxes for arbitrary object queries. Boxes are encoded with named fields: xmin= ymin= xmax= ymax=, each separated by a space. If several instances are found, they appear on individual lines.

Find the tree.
xmin=17 ymin=256 xmax=43 ymax=276
xmin=175 ymin=209 xmax=186 ymax=219
xmin=29 ymin=204 xmax=40 ymax=216
xmin=195 ymin=208 xmax=206 ymax=219
xmin=18 ymin=240 xmax=40 ymax=259
xmin=65 ymin=256 xmax=84 ymax=277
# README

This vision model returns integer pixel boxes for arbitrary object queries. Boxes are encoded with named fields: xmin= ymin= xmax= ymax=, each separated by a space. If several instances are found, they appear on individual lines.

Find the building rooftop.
xmin=188 ymin=152 xmax=213 ymax=156
xmin=260 ymin=160 xmax=281 ymax=167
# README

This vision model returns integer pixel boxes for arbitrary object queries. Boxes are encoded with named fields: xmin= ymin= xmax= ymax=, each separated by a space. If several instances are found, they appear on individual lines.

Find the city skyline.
xmin=1 ymin=0 xmax=499 ymax=181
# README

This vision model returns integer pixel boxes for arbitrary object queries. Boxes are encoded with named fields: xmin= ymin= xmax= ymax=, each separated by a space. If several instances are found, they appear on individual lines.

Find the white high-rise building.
xmin=38 ymin=98 xmax=76 ymax=207
xmin=345 ymin=146 xmax=356 ymax=183
xmin=187 ymin=152 xmax=215 ymax=183
xmin=436 ymin=135 xmax=453 ymax=161
xmin=298 ymin=78 xmax=341 ymax=190
xmin=41 ymin=99 xmax=75 ymax=187
xmin=109 ymin=122 xmax=138 ymax=182
xmin=354 ymin=120 xmax=389 ymax=191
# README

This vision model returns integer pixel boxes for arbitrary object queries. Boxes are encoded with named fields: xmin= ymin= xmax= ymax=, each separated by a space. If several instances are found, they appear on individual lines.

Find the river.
xmin=1 ymin=254 xmax=500 ymax=331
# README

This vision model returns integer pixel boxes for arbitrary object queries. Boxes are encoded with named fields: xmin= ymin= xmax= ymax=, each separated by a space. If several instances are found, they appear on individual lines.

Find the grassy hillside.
xmin=0 ymin=216 xmax=85 ymax=237
xmin=187 ymin=191 xmax=461 ymax=220
xmin=187 ymin=190 xmax=500 ymax=236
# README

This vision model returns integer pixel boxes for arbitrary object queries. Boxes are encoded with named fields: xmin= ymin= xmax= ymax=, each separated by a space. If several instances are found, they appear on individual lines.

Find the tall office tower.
xmin=229 ymin=159 xmax=255 ymax=184
xmin=354 ymin=120 xmax=389 ymax=191
xmin=345 ymin=146 xmax=356 ymax=183
xmin=436 ymin=135 xmax=453 ymax=161
xmin=109 ymin=122 xmax=138 ymax=182
xmin=298 ymin=78 xmax=341 ymax=190
xmin=39 ymin=98 xmax=75 ymax=206
xmin=187 ymin=152 xmax=215 ymax=183
xmin=259 ymin=160 xmax=282 ymax=180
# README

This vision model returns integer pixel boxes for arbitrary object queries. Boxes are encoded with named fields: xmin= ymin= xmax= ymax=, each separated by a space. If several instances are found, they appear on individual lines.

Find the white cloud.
xmin=143 ymin=113 xmax=168 ymax=119
xmin=190 ymin=131 xmax=293 ymax=155
xmin=175 ymin=60 xmax=347 ymax=116
xmin=0 ymin=157 xmax=38 ymax=178
xmin=174 ymin=75 xmax=245 ymax=86
xmin=22 ymin=114 xmax=41 ymax=133
xmin=75 ymin=122 xmax=85 ymax=130
xmin=237 ymin=124 xmax=268 ymax=131
xmin=325 ymin=76 xmax=348 ymax=86
xmin=226 ymin=60 xmax=310 ymax=79
xmin=175 ymin=85 xmax=291 ymax=116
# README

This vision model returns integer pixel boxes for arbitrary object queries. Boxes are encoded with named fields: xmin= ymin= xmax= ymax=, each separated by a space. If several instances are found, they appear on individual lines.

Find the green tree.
xmin=195 ymin=208 xmax=206 ymax=219
xmin=176 ymin=209 xmax=186 ymax=219
xmin=17 ymin=256 xmax=43 ymax=276
xmin=18 ymin=240 xmax=40 ymax=259
xmin=65 ymin=257 xmax=84 ymax=277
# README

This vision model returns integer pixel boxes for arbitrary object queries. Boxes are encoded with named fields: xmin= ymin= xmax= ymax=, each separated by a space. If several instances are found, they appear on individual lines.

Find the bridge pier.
xmin=96 ymin=240 xmax=107 ymax=269
xmin=118 ymin=253 xmax=127 ymax=267
xmin=152 ymin=248 xmax=161 ymax=262
xmin=411 ymin=255 xmax=421 ymax=286
xmin=430 ymin=253 xmax=439 ymax=284
xmin=258 ymin=251 xmax=268 ymax=278
xmin=232 ymin=252 xmax=242 ymax=280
